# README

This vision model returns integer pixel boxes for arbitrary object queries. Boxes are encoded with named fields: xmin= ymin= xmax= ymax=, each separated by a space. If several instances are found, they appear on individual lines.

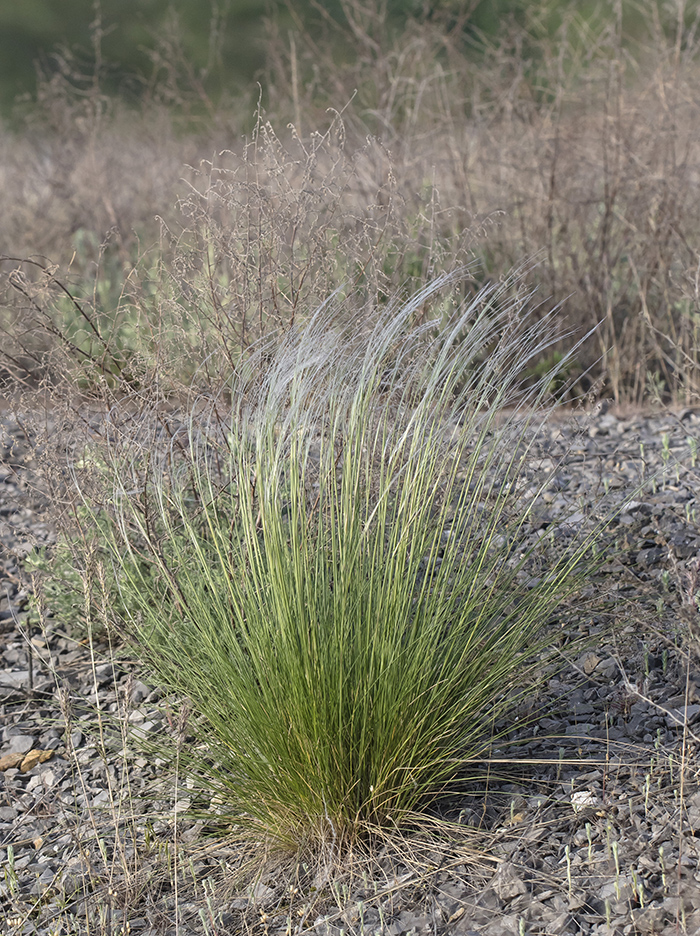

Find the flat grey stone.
xmin=490 ymin=862 xmax=527 ymax=901
xmin=0 ymin=669 xmax=28 ymax=688
xmin=4 ymin=734 xmax=36 ymax=754
xmin=664 ymin=704 xmax=700 ymax=728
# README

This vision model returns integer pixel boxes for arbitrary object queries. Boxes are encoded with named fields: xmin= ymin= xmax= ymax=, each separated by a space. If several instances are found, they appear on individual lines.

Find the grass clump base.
xmin=74 ymin=269 xmax=597 ymax=863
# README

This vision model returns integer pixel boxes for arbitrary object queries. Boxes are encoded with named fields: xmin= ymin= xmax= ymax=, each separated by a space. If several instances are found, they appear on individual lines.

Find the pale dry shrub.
xmin=3 ymin=0 xmax=700 ymax=401
xmin=0 ymin=102 xmax=475 ymax=396
xmin=265 ymin=0 xmax=700 ymax=402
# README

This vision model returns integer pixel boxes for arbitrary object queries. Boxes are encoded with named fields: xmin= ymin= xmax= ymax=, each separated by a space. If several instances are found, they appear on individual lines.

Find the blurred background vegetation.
xmin=0 ymin=0 xmax=659 ymax=118
xmin=2 ymin=0 xmax=700 ymax=405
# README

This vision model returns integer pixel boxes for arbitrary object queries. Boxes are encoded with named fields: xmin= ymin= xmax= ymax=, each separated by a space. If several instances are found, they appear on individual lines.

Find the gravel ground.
xmin=2 ymin=404 xmax=700 ymax=936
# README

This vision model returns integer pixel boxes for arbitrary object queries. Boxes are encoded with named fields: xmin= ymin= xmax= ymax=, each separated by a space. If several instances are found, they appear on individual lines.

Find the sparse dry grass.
xmin=4 ymin=0 xmax=700 ymax=402
xmin=265 ymin=0 xmax=700 ymax=404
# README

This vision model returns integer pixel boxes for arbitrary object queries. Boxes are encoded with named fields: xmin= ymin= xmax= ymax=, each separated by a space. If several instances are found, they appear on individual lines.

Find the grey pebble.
xmin=4 ymin=734 xmax=36 ymax=755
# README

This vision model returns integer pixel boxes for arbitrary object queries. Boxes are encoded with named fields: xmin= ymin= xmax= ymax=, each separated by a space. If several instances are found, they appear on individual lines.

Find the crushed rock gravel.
xmin=2 ymin=404 xmax=700 ymax=935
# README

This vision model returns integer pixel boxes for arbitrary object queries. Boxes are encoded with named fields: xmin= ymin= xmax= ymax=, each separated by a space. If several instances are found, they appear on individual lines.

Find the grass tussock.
xmin=67 ymin=270 xmax=598 ymax=859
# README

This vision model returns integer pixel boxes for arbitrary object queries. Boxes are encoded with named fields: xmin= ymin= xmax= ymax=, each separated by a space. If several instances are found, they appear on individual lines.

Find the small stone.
xmin=124 ymin=919 xmax=148 ymax=932
xmin=565 ymin=722 xmax=595 ymax=736
xmin=597 ymin=658 xmax=619 ymax=680
xmin=391 ymin=911 xmax=433 ymax=934
xmin=29 ymin=864 xmax=58 ymax=896
xmin=130 ymin=680 xmax=151 ymax=704
xmin=20 ymin=749 xmax=54 ymax=772
xmin=571 ymin=790 xmax=599 ymax=811
xmin=0 ymin=752 xmax=23 ymax=771
xmin=579 ymin=651 xmax=601 ymax=675
xmin=490 ymin=862 xmax=527 ymax=901
xmin=0 ymin=670 xmax=29 ymax=689
xmin=637 ymin=546 xmax=666 ymax=566
xmin=599 ymin=876 xmax=635 ymax=904
xmin=94 ymin=663 xmax=117 ymax=685
xmin=631 ymin=904 xmax=667 ymax=933
xmin=6 ymin=735 xmax=36 ymax=755
xmin=665 ymin=704 xmax=700 ymax=729
xmin=546 ymin=911 xmax=576 ymax=933
xmin=251 ymin=882 xmax=275 ymax=901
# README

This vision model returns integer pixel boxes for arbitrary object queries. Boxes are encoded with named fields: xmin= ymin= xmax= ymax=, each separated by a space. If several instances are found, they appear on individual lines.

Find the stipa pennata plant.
xmin=76 ymin=268 xmax=599 ymax=860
